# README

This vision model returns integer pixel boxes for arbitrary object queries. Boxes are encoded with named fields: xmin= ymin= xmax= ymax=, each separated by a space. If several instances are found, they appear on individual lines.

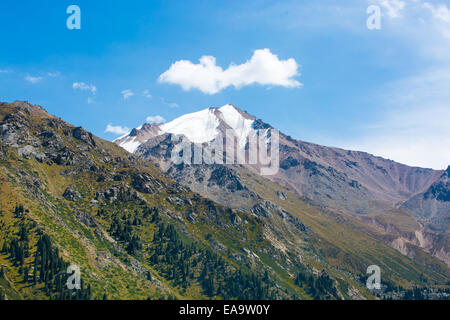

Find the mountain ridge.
xmin=115 ymin=104 xmax=448 ymax=266
xmin=1 ymin=100 xmax=448 ymax=301
xmin=116 ymin=103 xmax=444 ymax=207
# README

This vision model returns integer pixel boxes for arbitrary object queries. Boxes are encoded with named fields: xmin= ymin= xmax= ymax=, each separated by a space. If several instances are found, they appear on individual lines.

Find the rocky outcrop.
xmin=63 ymin=185 xmax=81 ymax=201
xmin=252 ymin=200 xmax=307 ymax=232
xmin=276 ymin=191 xmax=287 ymax=200
xmin=74 ymin=210 xmax=97 ymax=228
xmin=166 ymin=196 xmax=192 ymax=207
xmin=208 ymin=165 xmax=245 ymax=192
xmin=95 ymin=185 xmax=143 ymax=203
xmin=402 ymin=166 xmax=449 ymax=235
xmin=72 ymin=127 xmax=96 ymax=146
xmin=280 ymin=156 xmax=300 ymax=170
xmin=131 ymin=173 xmax=165 ymax=194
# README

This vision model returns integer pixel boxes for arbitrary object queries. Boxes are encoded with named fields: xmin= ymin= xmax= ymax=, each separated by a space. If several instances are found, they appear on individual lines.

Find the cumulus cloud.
xmin=158 ymin=48 xmax=301 ymax=94
xmin=25 ymin=75 xmax=43 ymax=84
xmin=146 ymin=115 xmax=166 ymax=124
xmin=73 ymin=82 xmax=97 ymax=94
xmin=105 ymin=124 xmax=130 ymax=135
xmin=121 ymin=89 xmax=135 ymax=100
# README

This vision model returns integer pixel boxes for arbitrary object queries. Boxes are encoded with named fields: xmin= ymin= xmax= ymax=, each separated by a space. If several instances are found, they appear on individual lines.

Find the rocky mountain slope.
xmin=400 ymin=167 xmax=450 ymax=264
xmin=1 ymin=101 xmax=448 ymax=300
xmin=115 ymin=104 xmax=449 ymax=266
xmin=402 ymin=166 xmax=449 ymax=232
xmin=0 ymin=101 xmax=304 ymax=300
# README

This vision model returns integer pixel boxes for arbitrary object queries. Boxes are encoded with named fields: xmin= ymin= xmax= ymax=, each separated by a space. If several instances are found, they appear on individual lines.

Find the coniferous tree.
xmin=1 ymin=241 xmax=8 ymax=253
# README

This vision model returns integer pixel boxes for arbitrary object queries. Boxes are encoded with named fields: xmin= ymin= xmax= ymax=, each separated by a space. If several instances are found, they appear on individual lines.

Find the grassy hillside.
xmin=236 ymin=167 xmax=449 ymax=286
xmin=0 ymin=101 xmax=448 ymax=300
xmin=0 ymin=101 xmax=312 ymax=300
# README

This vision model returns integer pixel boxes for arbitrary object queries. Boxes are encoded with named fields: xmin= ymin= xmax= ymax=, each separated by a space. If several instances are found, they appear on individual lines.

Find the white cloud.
xmin=142 ymin=90 xmax=152 ymax=99
xmin=364 ymin=0 xmax=450 ymax=60
xmin=379 ymin=0 xmax=406 ymax=18
xmin=158 ymin=48 xmax=301 ymax=94
xmin=160 ymin=98 xmax=179 ymax=108
xmin=146 ymin=115 xmax=166 ymax=124
xmin=423 ymin=2 xmax=450 ymax=22
xmin=73 ymin=82 xmax=97 ymax=94
xmin=121 ymin=89 xmax=135 ymax=100
xmin=87 ymin=97 xmax=95 ymax=104
xmin=0 ymin=70 xmax=10 ymax=73
xmin=105 ymin=123 xmax=130 ymax=135
xmin=47 ymin=71 xmax=60 ymax=77
xmin=25 ymin=75 xmax=43 ymax=84
xmin=421 ymin=2 xmax=450 ymax=39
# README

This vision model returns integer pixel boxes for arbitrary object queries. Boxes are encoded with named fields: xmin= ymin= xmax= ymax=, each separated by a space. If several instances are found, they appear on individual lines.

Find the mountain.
xmin=400 ymin=167 xmax=450 ymax=264
xmin=0 ymin=101 xmax=305 ymax=300
xmin=402 ymin=166 xmax=450 ymax=231
xmin=115 ymin=104 xmax=259 ymax=153
xmin=1 ymin=101 xmax=448 ymax=301
xmin=115 ymin=104 xmax=449 ymax=266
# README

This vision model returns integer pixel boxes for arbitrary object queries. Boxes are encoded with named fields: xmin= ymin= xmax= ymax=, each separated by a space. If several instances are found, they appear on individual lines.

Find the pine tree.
xmin=1 ymin=241 xmax=7 ymax=253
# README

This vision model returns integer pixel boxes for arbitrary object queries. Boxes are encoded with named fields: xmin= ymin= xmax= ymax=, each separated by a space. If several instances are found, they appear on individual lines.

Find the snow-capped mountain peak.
xmin=218 ymin=104 xmax=255 ymax=148
xmin=159 ymin=107 xmax=220 ymax=144
xmin=115 ymin=104 xmax=257 ymax=153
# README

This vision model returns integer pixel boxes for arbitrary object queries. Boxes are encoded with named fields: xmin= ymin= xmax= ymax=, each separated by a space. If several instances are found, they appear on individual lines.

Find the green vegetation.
xmin=0 ymin=102 xmax=448 ymax=300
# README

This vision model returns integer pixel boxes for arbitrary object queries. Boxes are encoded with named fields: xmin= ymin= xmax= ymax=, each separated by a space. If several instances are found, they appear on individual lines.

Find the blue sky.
xmin=0 ymin=0 xmax=449 ymax=169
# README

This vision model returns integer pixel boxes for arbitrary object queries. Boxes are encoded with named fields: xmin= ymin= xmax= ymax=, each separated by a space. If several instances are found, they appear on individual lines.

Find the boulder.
xmin=63 ymin=185 xmax=81 ymax=201
xmin=72 ymin=127 xmax=96 ymax=146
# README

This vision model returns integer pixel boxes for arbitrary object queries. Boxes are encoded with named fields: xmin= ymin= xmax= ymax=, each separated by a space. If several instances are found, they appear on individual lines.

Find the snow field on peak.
xmin=119 ymin=136 xmax=141 ymax=153
xmin=218 ymin=104 xmax=255 ymax=148
xmin=117 ymin=104 xmax=258 ymax=153
xmin=159 ymin=108 xmax=220 ymax=143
